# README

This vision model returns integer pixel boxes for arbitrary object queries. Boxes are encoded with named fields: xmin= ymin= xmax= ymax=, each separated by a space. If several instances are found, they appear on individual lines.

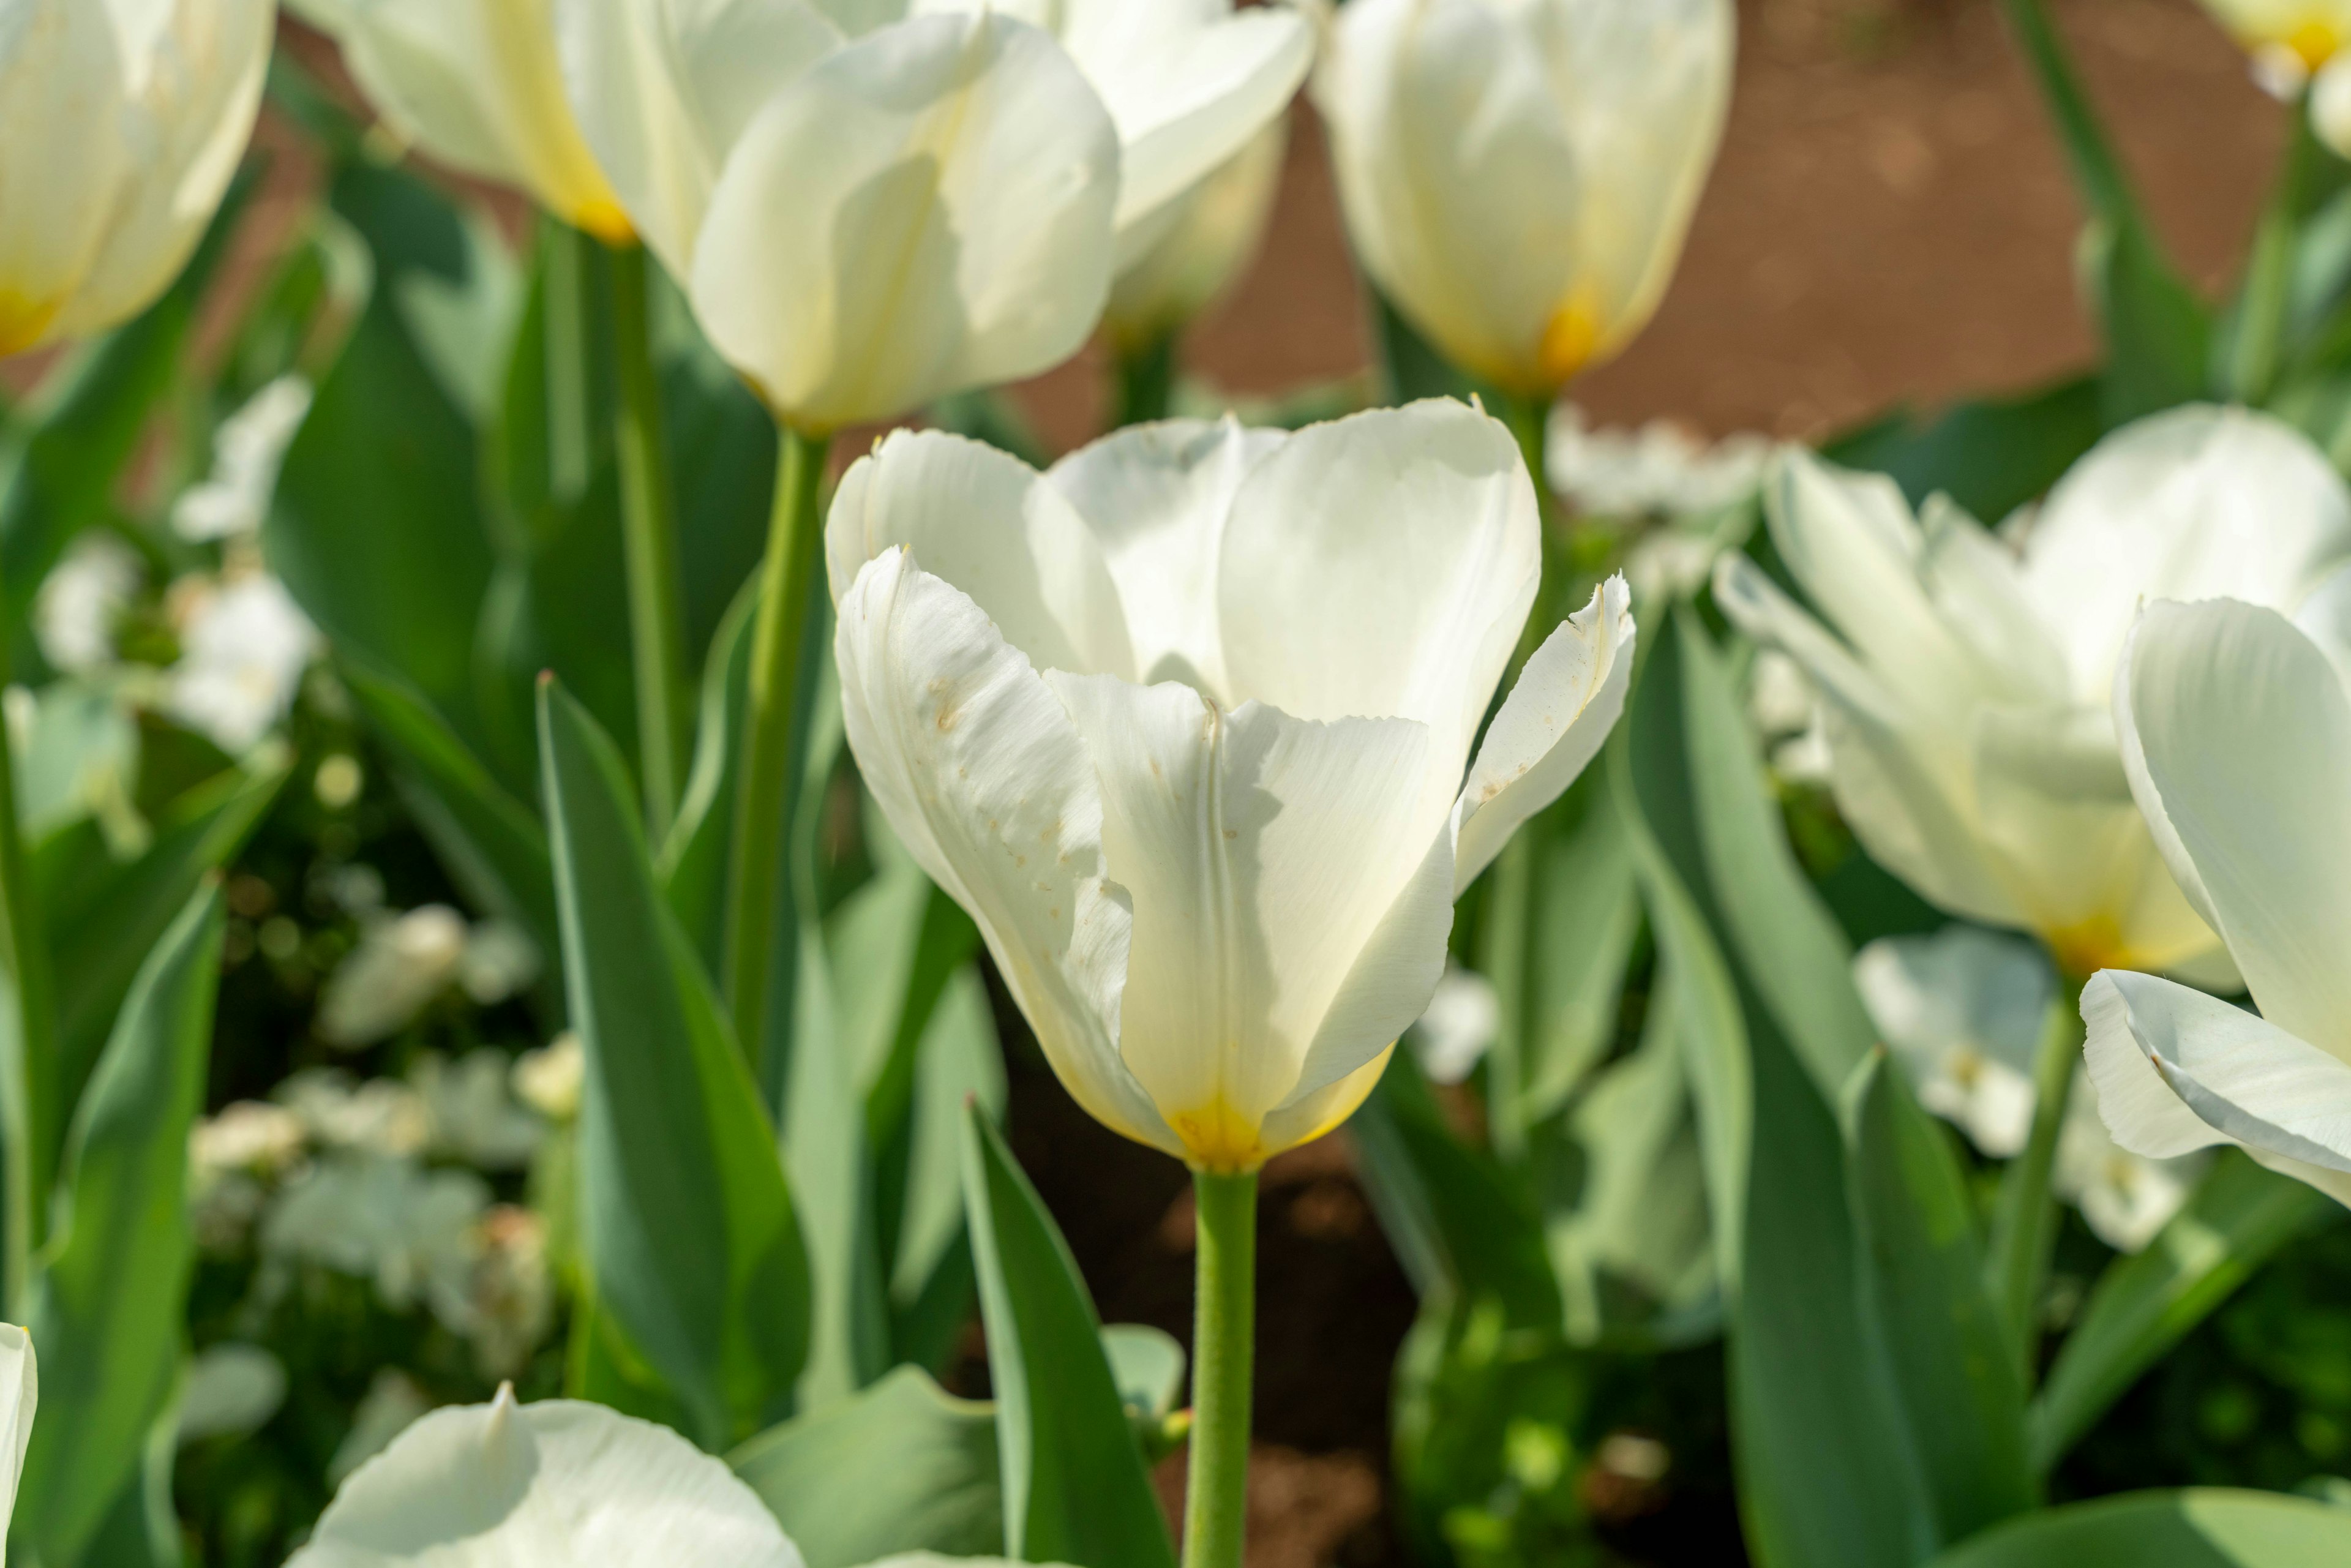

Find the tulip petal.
xmin=1045 ymin=416 xmax=1286 ymax=696
xmin=2083 ymin=970 xmax=2351 ymax=1186
xmin=689 ymin=12 xmax=1119 ymax=430
xmin=2117 ymin=598 xmax=2351 ymax=1052
xmin=553 ymin=0 xmax=843 ymax=278
xmin=0 ymin=1323 xmax=33 ymax=1541
xmin=1218 ymin=400 xmax=1537 ymax=830
xmin=834 ymin=550 xmax=1177 ymax=1157
xmin=47 ymin=0 xmax=275 ymax=341
xmin=827 ymin=429 xmax=1136 ymax=681
xmin=2021 ymin=405 xmax=2351 ymax=703
xmin=1046 ymin=672 xmax=1447 ymax=1169
xmin=0 ymin=0 xmax=127 ymax=350
xmin=2294 ymin=558 xmax=2351 ymax=688
xmin=1451 ymin=573 xmax=1635 ymax=894
xmin=290 ymin=1392 xmax=804 ymax=1566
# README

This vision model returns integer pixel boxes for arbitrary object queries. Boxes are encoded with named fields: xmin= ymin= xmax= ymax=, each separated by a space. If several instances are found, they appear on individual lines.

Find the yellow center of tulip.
xmin=0 ymin=290 xmax=59 ymax=359
xmin=1170 ymin=1097 xmax=1267 ymax=1175
xmin=2284 ymin=15 xmax=2349 ymax=70
xmin=1534 ymin=286 xmax=1607 ymax=392
xmin=574 ymin=198 xmax=637 ymax=247
xmin=2045 ymin=913 xmax=2132 ymax=983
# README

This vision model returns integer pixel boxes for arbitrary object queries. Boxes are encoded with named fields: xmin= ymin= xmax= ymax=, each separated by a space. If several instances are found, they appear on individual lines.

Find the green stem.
xmin=2226 ymin=91 xmax=2323 ymax=405
xmin=609 ymin=241 xmax=690 ymax=838
xmin=724 ymin=426 xmax=831 ymax=1070
xmin=540 ymin=220 xmax=594 ymax=506
xmin=1986 ymin=977 xmax=2088 ymax=1382
xmin=0 ymin=599 xmax=53 ymax=1313
xmin=1997 ymin=0 xmax=2136 ymax=226
xmin=1479 ymin=832 xmax=1534 ymax=1161
xmin=1112 ymin=332 xmax=1180 ymax=429
xmin=1183 ymin=1169 xmax=1257 ymax=1568
xmin=1497 ymin=392 xmax=1560 ymax=673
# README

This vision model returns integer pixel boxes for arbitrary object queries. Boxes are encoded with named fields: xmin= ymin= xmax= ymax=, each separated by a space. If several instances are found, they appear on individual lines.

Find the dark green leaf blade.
xmin=960 ymin=1104 xmax=1176 ymax=1568
xmin=15 ymin=885 xmax=224 ymax=1568
xmin=1927 ymin=1488 xmax=2351 ymax=1567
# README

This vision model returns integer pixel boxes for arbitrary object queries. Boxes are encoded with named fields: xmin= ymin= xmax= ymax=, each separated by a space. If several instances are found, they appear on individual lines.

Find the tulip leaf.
xmin=2088 ymin=216 xmax=2214 ymax=429
xmin=1370 ymin=290 xmax=1489 ymax=406
xmin=1822 ymin=375 xmax=2102 ymax=526
xmin=1924 ymin=1488 xmax=2351 ymax=1567
xmin=1349 ymin=1051 xmax=1561 ymax=1330
xmin=538 ymin=676 xmax=809 ymax=1449
xmin=732 ymin=1365 xmax=1004 ymax=1568
xmin=659 ymin=574 xmax=759 ymax=971
xmin=271 ymin=163 xmax=502 ymax=767
xmin=0 ymin=174 xmax=250 ymax=650
xmin=1620 ymin=620 xmax=1928 ymax=1568
xmin=885 ymin=964 xmax=1004 ymax=1373
xmin=2030 ymin=1151 xmax=2341 ymax=1475
xmin=959 ymin=1104 xmax=1176 ymax=1568
xmin=38 ymin=753 xmax=282 ymax=1136
xmin=1845 ymin=1051 xmax=2036 ymax=1540
xmin=339 ymin=652 xmax=557 ymax=964
xmin=15 ymin=884 xmax=223 ymax=1568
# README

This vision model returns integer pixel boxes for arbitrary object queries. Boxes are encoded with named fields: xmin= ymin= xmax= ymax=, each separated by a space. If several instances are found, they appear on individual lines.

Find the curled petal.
xmin=834 ymin=550 xmax=1176 ymax=1157
xmin=1452 ymin=573 xmax=1635 ymax=894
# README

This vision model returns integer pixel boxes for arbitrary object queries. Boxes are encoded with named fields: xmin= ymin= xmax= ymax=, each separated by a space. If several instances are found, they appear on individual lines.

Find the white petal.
xmin=834 ymin=550 xmax=1177 ymax=1157
xmin=2083 ymin=969 xmax=2351 ymax=1182
xmin=2020 ymin=405 xmax=2351 ymax=703
xmin=0 ymin=0 xmax=132 ymax=352
xmin=1046 ymin=672 xmax=1449 ymax=1170
xmin=0 ymin=1324 xmax=33 ymax=1541
xmin=825 ymin=429 xmax=1135 ymax=681
xmin=1451 ymin=574 xmax=1635 ymax=893
xmin=2292 ymin=558 xmax=2351 ymax=690
xmin=553 ymin=0 xmax=842 ymax=277
xmin=45 ymin=0 xmax=275 ymax=342
xmin=1044 ymin=416 xmax=1285 ymax=696
xmin=1218 ymin=400 xmax=1537 ymax=830
xmin=288 ymin=1392 xmax=804 ymax=1566
xmin=689 ymin=12 xmax=1119 ymax=430
xmin=333 ymin=0 xmax=626 ymax=237
xmin=2117 ymin=598 xmax=2351 ymax=1053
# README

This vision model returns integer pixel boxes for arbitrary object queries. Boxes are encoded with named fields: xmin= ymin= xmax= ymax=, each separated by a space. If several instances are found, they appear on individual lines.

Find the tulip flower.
xmin=0 ymin=0 xmax=274 ymax=357
xmin=2083 ymin=588 xmax=2351 ymax=1209
xmin=290 ymin=0 xmax=630 ymax=241
xmin=828 ymin=400 xmax=1632 ymax=1566
xmin=0 ymin=1324 xmax=32 ymax=1547
xmin=2197 ymin=0 xmax=2351 ymax=77
xmin=1714 ymin=405 xmax=2351 ymax=984
xmin=1317 ymin=0 xmax=1734 ymax=399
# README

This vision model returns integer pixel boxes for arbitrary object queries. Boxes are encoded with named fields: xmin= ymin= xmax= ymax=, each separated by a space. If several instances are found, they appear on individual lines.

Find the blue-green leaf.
xmin=1927 ymin=1489 xmax=2351 ymax=1567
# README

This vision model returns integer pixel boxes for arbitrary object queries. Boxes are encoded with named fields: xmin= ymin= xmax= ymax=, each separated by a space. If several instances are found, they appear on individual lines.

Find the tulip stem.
xmin=724 ymin=425 xmax=831 ymax=1071
xmin=1113 ymin=332 xmax=1180 ymax=428
xmin=1985 ymin=977 xmax=2088 ymax=1382
xmin=1497 ymin=392 xmax=1561 ymax=672
xmin=0 ymin=591 xmax=54 ymax=1313
xmin=1997 ymin=0 xmax=2135 ymax=228
xmin=1183 ymin=1168 xmax=1257 ymax=1568
xmin=609 ymin=241 xmax=691 ymax=839
xmin=2225 ymin=90 xmax=2323 ymax=404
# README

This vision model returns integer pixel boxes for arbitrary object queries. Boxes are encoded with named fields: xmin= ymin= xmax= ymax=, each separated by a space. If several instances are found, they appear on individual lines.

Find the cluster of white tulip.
xmin=2198 ymin=0 xmax=2351 ymax=155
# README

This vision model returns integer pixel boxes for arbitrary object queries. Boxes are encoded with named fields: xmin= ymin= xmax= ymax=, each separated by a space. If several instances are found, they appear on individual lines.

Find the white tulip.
xmin=298 ymin=0 xmax=632 ymax=240
xmin=1715 ymin=405 xmax=2351 ymax=979
xmin=0 ymin=0 xmax=274 ymax=356
xmin=828 ymin=402 xmax=1634 ymax=1170
xmin=0 ymin=1323 xmax=32 ymax=1553
xmin=2082 ymin=590 xmax=2351 ymax=1208
xmin=287 ymin=1390 xmax=807 ymax=1568
xmin=2197 ymin=1 xmax=2351 ymax=80
xmin=1318 ymin=0 xmax=1734 ymax=395
xmin=1104 ymin=117 xmax=1288 ymax=354
xmin=556 ymin=3 xmax=1120 ymax=430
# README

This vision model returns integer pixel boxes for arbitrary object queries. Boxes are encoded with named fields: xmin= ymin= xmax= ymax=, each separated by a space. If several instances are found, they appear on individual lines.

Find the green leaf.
xmin=269 ymin=164 xmax=504 ymax=755
xmin=660 ymin=574 xmax=759 ymax=970
xmin=732 ymin=1365 xmax=1003 ymax=1568
xmin=339 ymin=653 xmax=556 ymax=962
xmin=538 ymin=676 xmax=809 ymax=1448
xmin=0 ymin=176 xmax=249 ymax=647
xmin=15 ymin=885 xmax=223 ymax=1568
xmin=959 ymin=1104 xmax=1176 ymax=1568
xmin=2088 ymin=216 xmax=2213 ymax=428
xmin=1821 ymin=377 xmax=2102 ymax=525
xmin=1927 ymin=1489 xmax=2351 ymax=1567
xmin=40 ymin=756 xmax=285 ymax=1131
xmin=1370 ymin=289 xmax=1489 ymax=406
xmin=1845 ymin=1052 xmax=2036 ymax=1541
xmin=2030 ymin=1151 xmax=2339 ymax=1475
xmin=886 ymin=965 xmax=1004 ymax=1373
xmin=1348 ymin=1051 xmax=1561 ymax=1329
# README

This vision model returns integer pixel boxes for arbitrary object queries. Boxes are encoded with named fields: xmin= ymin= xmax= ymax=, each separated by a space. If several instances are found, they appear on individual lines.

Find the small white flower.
xmin=276 ymin=1070 xmax=432 ymax=1159
xmin=317 ymin=906 xmax=470 ymax=1049
xmin=171 ymin=376 xmax=314 ymax=541
xmin=457 ymin=920 xmax=541 ymax=1006
xmin=511 ymin=1032 xmax=583 ymax=1123
xmin=165 ymin=572 xmax=322 ymax=753
xmin=261 ymin=1152 xmax=490 ymax=1311
xmin=190 ymin=1101 xmax=309 ymax=1178
xmin=429 ymin=1205 xmax=553 ymax=1381
xmin=413 ymin=1049 xmax=544 ymax=1171
xmin=1854 ymin=928 xmax=2051 ymax=1158
xmin=1547 ymin=405 xmax=1771 ymax=522
xmin=1409 ymin=966 xmax=1501 ymax=1087
xmin=33 ymin=533 xmax=141 ymax=676
xmin=2054 ymin=1078 xmax=2203 ymax=1253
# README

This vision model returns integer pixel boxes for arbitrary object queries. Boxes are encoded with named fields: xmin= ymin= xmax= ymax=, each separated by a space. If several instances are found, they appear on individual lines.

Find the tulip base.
xmin=1114 ymin=332 xmax=1180 ymax=429
xmin=609 ymin=239 xmax=691 ymax=838
xmin=1183 ymin=1168 xmax=1257 ymax=1568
